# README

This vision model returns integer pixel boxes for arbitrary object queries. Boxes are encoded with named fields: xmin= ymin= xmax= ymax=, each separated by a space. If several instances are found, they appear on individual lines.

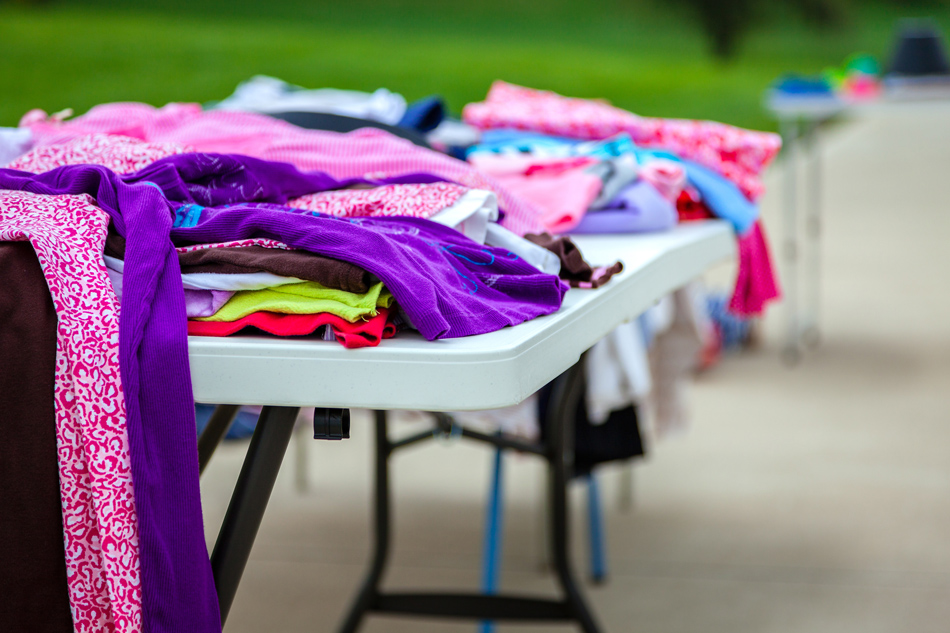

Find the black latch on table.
xmin=313 ymin=408 xmax=350 ymax=440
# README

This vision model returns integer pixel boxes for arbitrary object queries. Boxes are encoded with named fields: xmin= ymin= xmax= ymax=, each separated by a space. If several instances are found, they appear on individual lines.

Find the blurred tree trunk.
xmin=677 ymin=0 xmax=849 ymax=60
xmin=695 ymin=0 xmax=753 ymax=59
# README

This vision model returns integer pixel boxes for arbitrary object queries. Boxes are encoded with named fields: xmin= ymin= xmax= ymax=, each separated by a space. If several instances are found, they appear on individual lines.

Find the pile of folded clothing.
xmin=461 ymin=81 xmax=782 ymax=316
xmin=769 ymin=53 xmax=882 ymax=102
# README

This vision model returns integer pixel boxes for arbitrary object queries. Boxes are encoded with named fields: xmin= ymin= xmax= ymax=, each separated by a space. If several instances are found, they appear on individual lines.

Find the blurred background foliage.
xmin=1 ymin=0 xmax=948 ymax=130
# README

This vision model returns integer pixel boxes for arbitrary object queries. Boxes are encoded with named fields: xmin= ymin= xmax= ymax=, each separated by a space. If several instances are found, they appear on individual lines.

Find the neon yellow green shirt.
xmin=195 ymin=281 xmax=393 ymax=323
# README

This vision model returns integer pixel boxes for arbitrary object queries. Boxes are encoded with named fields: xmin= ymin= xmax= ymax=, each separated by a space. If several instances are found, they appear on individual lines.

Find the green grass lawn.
xmin=1 ymin=1 xmax=947 ymax=131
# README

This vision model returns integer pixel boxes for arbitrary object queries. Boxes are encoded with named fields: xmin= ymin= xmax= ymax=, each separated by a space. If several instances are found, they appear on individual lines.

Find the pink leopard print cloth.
xmin=462 ymin=81 xmax=782 ymax=201
xmin=0 ymin=191 xmax=142 ymax=633
xmin=287 ymin=182 xmax=468 ymax=218
xmin=7 ymin=133 xmax=192 ymax=175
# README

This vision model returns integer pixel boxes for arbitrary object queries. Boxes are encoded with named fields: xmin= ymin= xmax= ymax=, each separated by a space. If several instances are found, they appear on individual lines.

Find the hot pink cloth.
xmin=19 ymin=104 xmax=546 ymax=235
xmin=470 ymin=155 xmax=601 ymax=233
xmin=0 ymin=191 xmax=142 ymax=633
xmin=729 ymin=220 xmax=781 ymax=316
xmin=187 ymin=307 xmax=396 ymax=348
xmin=462 ymin=81 xmax=781 ymax=201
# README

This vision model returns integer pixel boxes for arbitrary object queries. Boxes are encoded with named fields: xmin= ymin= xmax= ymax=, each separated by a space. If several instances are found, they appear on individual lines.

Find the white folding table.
xmin=191 ymin=221 xmax=735 ymax=632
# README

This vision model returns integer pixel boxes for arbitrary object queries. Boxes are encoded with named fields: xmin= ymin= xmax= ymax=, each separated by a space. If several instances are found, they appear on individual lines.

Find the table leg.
xmin=338 ymin=409 xmax=392 ymax=633
xmin=586 ymin=474 xmax=608 ymax=584
xmin=803 ymin=119 xmax=823 ymax=349
xmin=536 ymin=467 xmax=551 ymax=572
xmin=781 ymin=118 xmax=802 ymax=364
xmin=479 ymin=444 xmax=506 ymax=633
xmin=337 ymin=362 xmax=602 ymax=632
xmin=617 ymin=461 xmax=634 ymax=514
xmin=210 ymin=405 xmax=300 ymax=626
xmin=547 ymin=362 xmax=602 ymax=633
xmin=293 ymin=409 xmax=311 ymax=493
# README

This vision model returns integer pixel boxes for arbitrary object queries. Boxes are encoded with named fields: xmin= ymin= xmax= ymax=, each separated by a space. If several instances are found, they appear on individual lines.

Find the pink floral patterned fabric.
xmin=0 ymin=191 xmax=142 ymax=633
xmin=6 ymin=133 xmax=192 ymax=175
xmin=287 ymin=182 xmax=468 ymax=218
xmin=19 ymin=104 xmax=546 ymax=235
xmin=462 ymin=81 xmax=782 ymax=201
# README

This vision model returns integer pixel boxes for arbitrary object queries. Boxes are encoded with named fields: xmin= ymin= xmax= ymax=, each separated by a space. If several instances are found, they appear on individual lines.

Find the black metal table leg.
xmin=336 ymin=360 xmax=604 ymax=633
xmin=547 ymin=362 xmax=603 ymax=633
xmin=210 ymin=405 xmax=300 ymax=626
xmin=338 ymin=410 xmax=391 ymax=633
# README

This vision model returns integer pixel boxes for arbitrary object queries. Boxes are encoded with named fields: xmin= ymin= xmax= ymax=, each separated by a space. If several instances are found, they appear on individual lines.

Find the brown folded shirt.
xmin=106 ymin=229 xmax=374 ymax=294
xmin=0 ymin=242 xmax=74 ymax=633
xmin=177 ymin=245 xmax=373 ymax=293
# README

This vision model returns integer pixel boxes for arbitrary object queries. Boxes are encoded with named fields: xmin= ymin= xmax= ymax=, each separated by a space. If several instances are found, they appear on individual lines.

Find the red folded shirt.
xmin=187 ymin=308 xmax=396 ymax=349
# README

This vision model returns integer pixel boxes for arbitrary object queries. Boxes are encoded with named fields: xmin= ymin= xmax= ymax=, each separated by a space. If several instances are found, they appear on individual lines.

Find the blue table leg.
xmin=586 ymin=474 xmax=608 ymax=584
xmin=479 ymin=445 xmax=505 ymax=633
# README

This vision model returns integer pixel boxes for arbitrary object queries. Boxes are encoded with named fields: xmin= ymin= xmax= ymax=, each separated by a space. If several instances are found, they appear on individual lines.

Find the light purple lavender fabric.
xmin=184 ymin=289 xmax=234 ymax=317
xmin=571 ymin=179 xmax=677 ymax=235
xmin=106 ymin=260 xmax=233 ymax=317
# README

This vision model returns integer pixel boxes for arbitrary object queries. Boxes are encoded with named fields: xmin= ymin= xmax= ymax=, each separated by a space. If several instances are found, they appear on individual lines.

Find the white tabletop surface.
xmin=765 ymin=85 xmax=950 ymax=121
xmin=764 ymin=91 xmax=848 ymax=120
xmin=188 ymin=221 xmax=735 ymax=411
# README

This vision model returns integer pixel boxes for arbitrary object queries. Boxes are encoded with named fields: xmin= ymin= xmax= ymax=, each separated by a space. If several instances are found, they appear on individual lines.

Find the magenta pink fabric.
xmin=0 ymin=191 xmax=142 ymax=633
xmin=462 ymin=82 xmax=781 ymax=201
xmin=729 ymin=220 xmax=781 ymax=316
xmin=19 ymin=104 xmax=545 ymax=235
xmin=7 ymin=133 xmax=192 ymax=175
xmin=287 ymin=182 xmax=468 ymax=218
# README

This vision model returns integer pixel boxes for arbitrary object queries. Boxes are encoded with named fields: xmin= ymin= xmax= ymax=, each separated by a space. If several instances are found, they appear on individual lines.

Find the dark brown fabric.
xmin=525 ymin=232 xmax=588 ymax=279
xmin=106 ymin=228 xmax=373 ymax=294
xmin=525 ymin=232 xmax=624 ymax=288
xmin=177 ymin=246 xmax=373 ymax=294
xmin=0 ymin=241 xmax=74 ymax=633
xmin=104 ymin=227 xmax=125 ymax=259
